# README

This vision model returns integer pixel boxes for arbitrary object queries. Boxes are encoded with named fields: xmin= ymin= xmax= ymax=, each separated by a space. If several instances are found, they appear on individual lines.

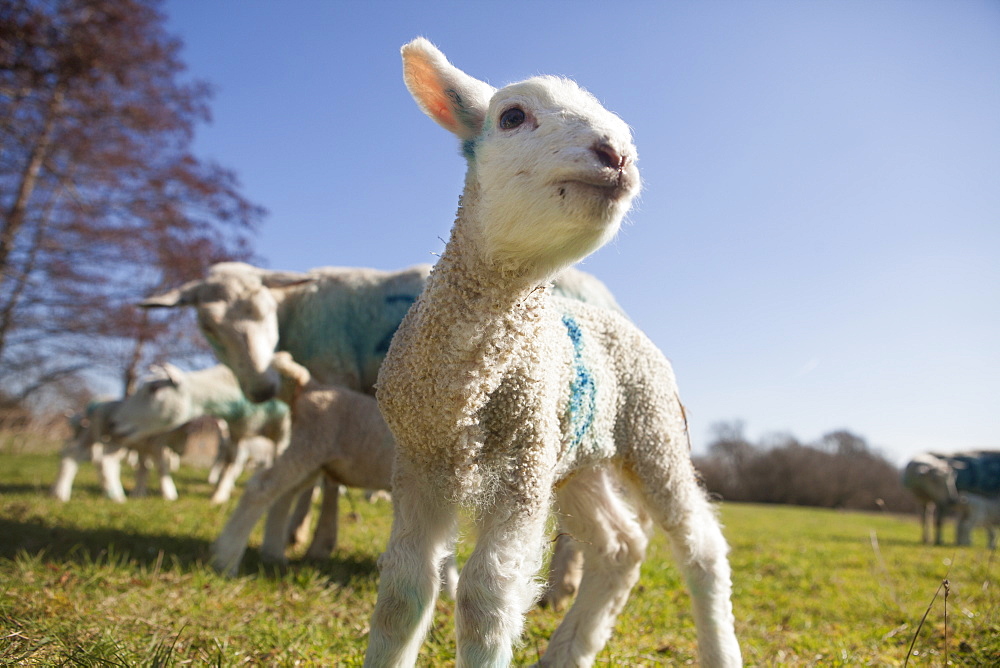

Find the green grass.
xmin=1 ymin=450 xmax=998 ymax=666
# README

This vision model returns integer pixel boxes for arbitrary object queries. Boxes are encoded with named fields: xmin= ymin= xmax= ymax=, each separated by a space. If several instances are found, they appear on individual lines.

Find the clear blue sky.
xmin=162 ymin=0 xmax=999 ymax=464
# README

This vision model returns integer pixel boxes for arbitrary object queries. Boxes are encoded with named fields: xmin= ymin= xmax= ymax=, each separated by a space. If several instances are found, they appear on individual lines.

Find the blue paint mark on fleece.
xmin=562 ymin=314 xmax=596 ymax=450
xmin=375 ymin=294 xmax=418 ymax=355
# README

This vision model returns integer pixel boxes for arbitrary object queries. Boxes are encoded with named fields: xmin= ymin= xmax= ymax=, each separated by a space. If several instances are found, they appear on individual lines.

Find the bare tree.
xmin=0 ymin=0 xmax=262 ymax=408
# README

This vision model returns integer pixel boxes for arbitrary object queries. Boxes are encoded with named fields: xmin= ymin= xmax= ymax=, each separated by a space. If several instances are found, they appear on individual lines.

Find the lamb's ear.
xmin=402 ymin=37 xmax=495 ymax=140
xmin=139 ymin=281 xmax=202 ymax=308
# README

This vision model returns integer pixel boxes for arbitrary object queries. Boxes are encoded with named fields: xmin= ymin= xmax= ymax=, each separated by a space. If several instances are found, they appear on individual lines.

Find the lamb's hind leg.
xmin=364 ymin=459 xmax=457 ymax=668
xmin=537 ymin=466 xmax=647 ymax=667
xmin=211 ymin=446 xmax=325 ymax=576
xmin=627 ymin=451 xmax=742 ymax=667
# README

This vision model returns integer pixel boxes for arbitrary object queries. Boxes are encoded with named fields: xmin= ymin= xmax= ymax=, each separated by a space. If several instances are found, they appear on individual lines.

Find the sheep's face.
xmin=401 ymin=38 xmax=639 ymax=280
xmin=111 ymin=370 xmax=191 ymax=443
xmin=141 ymin=263 xmax=313 ymax=404
xmin=469 ymin=77 xmax=640 ymax=277
xmin=194 ymin=279 xmax=282 ymax=403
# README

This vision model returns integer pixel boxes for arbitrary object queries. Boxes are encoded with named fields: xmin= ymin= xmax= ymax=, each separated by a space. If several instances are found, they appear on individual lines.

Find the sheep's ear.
xmin=259 ymin=270 xmax=315 ymax=290
xmin=156 ymin=363 xmax=184 ymax=387
xmin=402 ymin=37 xmax=495 ymax=141
xmin=139 ymin=281 xmax=202 ymax=308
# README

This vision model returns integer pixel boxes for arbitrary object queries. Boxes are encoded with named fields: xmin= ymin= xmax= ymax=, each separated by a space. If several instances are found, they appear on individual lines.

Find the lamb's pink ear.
xmin=402 ymin=37 xmax=495 ymax=141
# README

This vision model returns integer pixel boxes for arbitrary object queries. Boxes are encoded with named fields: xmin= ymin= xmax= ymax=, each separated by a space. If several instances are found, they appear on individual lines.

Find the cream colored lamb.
xmin=209 ymin=352 xmax=459 ymax=597
xmin=363 ymin=38 xmax=741 ymax=667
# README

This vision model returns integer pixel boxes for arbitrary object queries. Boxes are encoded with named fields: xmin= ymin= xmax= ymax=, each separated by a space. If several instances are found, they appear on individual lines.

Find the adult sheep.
xmin=363 ymin=38 xmax=740 ymax=667
xmin=138 ymin=263 xmax=623 ymax=404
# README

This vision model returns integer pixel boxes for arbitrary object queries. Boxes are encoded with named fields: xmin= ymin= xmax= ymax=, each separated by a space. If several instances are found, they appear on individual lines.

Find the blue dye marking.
xmin=375 ymin=294 xmax=418 ymax=354
xmin=462 ymin=138 xmax=478 ymax=160
xmin=384 ymin=294 xmax=417 ymax=305
xmin=562 ymin=314 xmax=595 ymax=450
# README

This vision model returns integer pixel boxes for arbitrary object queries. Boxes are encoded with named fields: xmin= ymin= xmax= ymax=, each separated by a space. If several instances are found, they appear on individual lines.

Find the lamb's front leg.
xmin=98 ymin=445 xmax=129 ymax=503
xmin=364 ymin=460 xmax=457 ymax=668
xmin=456 ymin=496 xmax=551 ymax=668
xmin=52 ymin=438 xmax=90 ymax=501
xmin=211 ymin=440 xmax=250 ymax=504
xmin=156 ymin=446 xmax=179 ymax=501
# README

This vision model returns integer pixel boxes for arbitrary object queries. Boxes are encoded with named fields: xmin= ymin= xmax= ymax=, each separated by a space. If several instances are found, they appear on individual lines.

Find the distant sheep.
xmin=363 ymin=38 xmax=740 ymax=667
xmin=903 ymin=451 xmax=1000 ymax=545
xmin=51 ymin=400 xmax=206 ymax=502
xmin=110 ymin=363 xmax=290 ymax=505
xmin=956 ymin=493 xmax=1000 ymax=549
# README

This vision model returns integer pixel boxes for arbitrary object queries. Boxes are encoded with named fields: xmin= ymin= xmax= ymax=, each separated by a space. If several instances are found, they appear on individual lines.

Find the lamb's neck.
xmin=430 ymin=191 xmax=552 ymax=312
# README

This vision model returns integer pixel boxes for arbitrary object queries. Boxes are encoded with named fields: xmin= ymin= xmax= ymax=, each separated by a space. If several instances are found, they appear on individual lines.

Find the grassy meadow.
xmin=1 ymin=442 xmax=998 ymax=666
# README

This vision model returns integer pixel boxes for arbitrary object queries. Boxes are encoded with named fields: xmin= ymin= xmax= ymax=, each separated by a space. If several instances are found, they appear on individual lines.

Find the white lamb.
xmin=51 ymin=399 xmax=206 ymax=502
xmin=364 ymin=39 xmax=741 ymax=667
xmin=210 ymin=352 xmax=457 ymax=597
xmin=956 ymin=493 xmax=1000 ymax=549
xmin=110 ymin=363 xmax=291 ymax=505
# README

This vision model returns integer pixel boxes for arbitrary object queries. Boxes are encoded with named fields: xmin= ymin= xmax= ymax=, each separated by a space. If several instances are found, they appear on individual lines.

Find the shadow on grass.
xmin=0 ymin=514 xmax=212 ymax=569
xmin=240 ymin=549 xmax=380 ymax=587
xmin=1 ymin=512 xmax=381 ymax=589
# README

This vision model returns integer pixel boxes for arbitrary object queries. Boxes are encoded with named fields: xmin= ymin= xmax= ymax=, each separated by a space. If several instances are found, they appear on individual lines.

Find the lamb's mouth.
xmin=557 ymin=175 xmax=634 ymax=201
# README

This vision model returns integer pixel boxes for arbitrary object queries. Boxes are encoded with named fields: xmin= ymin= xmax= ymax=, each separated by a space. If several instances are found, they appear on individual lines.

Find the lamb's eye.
xmin=499 ymin=107 xmax=526 ymax=130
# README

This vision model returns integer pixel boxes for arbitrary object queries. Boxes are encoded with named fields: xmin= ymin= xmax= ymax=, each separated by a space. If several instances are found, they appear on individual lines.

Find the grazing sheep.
xmin=903 ymin=450 xmax=1000 ymax=545
xmin=210 ymin=352 xmax=459 ymax=596
xmin=110 ymin=363 xmax=291 ymax=505
xmin=364 ymin=38 xmax=740 ymax=668
xmin=902 ymin=452 xmax=960 ymax=545
xmin=51 ymin=399 xmax=202 ymax=502
xmin=956 ymin=493 xmax=1000 ymax=549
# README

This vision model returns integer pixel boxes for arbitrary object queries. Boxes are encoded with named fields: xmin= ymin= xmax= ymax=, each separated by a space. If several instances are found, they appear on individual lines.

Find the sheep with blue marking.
xmin=139 ymin=262 xmax=621 ymax=404
xmin=110 ymin=363 xmax=291 ymax=505
xmin=51 ymin=399 xmax=208 ymax=502
xmin=364 ymin=38 xmax=741 ymax=667
xmin=139 ymin=263 xmax=432 ymax=403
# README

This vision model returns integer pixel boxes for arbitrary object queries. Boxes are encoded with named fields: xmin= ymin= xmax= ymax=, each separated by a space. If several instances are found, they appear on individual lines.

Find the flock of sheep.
xmin=47 ymin=37 xmax=748 ymax=666
xmin=47 ymin=35 xmax=1000 ymax=667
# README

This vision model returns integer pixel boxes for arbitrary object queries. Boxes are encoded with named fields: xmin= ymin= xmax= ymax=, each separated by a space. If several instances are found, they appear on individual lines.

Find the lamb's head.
xmin=402 ymin=38 xmax=640 ymax=280
xmin=140 ymin=262 xmax=313 ymax=403
xmin=110 ymin=363 xmax=191 ymax=444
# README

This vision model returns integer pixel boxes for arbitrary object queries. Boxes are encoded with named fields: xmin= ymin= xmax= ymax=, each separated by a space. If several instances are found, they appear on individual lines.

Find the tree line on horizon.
xmin=694 ymin=420 xmax=916 ymax=512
